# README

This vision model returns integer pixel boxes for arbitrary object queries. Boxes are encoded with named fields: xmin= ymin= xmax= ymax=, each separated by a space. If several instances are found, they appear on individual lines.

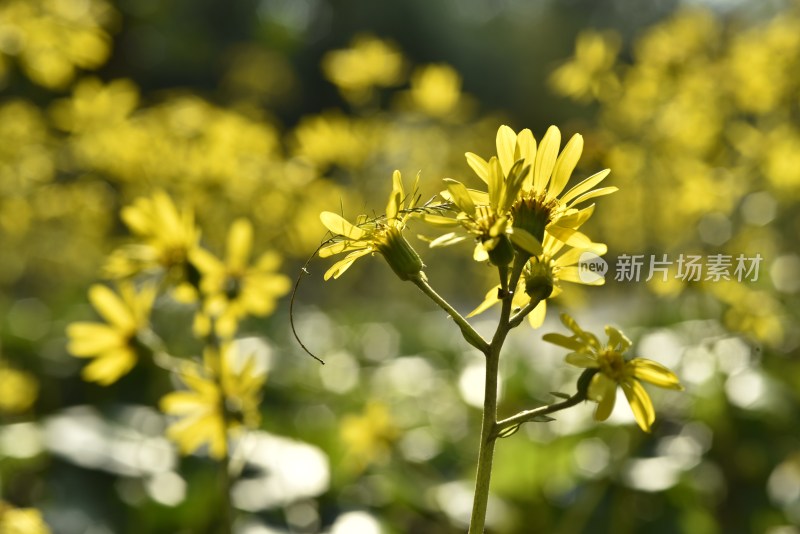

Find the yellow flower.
xmin=191 ymin=218 xmax=291 ymax=339
xmin=321 ymin=34 xmax=404 ymax=104
xmin=0 ymin=0 xmax=114 ymax=89
xmin=104 ymin=191 xmax=201 ymax=300
xmin=66 ymin=283 xmax=155 ymax=385
xmin=0 ymin=364 xmax=39 ymax=414
xmin=544 ymin=313 xmax=683 ymax=432
xmin=423 ymin=153 xmax=534 ymax=264
xmin=340 ymin=401 xmax=399 ymax=472
xmin=319 ymin=170 xmax=424 ymax=281
xmin=550 ymin=30 xmax=621 ymax=102
xmin=405 ymin=63 xmax=470 ymax=119
xmin=424 ymin=125 xmax=610 ymax=262
xmin=468 ymin=233 xmax=607 ymax=327
xmin=0 ymin=502 xmax=51 ymax=534
xmin=160 ymin=344 xmax=265 ymax=459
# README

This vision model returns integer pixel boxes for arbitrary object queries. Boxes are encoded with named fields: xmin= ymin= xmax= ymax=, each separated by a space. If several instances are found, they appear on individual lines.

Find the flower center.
xmin=597 ymin=349 xmax=626 ymax=382
xmin=511 ymin=193 xmax=558 ymax=242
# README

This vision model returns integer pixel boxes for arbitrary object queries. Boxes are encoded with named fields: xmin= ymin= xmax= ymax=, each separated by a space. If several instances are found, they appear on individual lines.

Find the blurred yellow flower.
xmin=50 ymin=77 xmax=139 ymax=134
xmin=0 ymin=502 xmax=51 ymax=534
xmin=0 ymin=0 xmax=115 ymax=89
xmin=544 ymin=313 xmax=683 ymax=432
xmin=550 ymin=30 xmax=621 ymax=102
xmin=321 ymin=34 xmax=405 ymax=104
xmin=340 ymin=401 xmax=399 ymax=471
xmin=319 ymin=170 xmax=424 ymax=281
xmin=0 ymin=364 xmax=39 ymax=414
xmin=105 ymin=191 xmax=201 ymax=300
xmin=191 ymin=218 xmax=291 ymax=339
xmin=0 ymin=101 xmax=55 ymax=195
xmin=67 ymin=283 xmax=156 ymax=385
xmin=291 ymin=111 xmax=373 ymax=171
xmin=406 ymin=63 xmax=469 ymax=119
xmin=160 ymin=344 xmax=265 ymax=459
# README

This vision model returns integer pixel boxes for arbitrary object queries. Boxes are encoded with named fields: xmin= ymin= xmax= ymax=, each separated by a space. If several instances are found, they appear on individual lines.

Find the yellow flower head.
xmin=160 ymin=343 xmax=266 ymax=459
xmin=104 ymin=191 xmax=201 ymax=300
xmin=340 ymin=401 xmax=399 ymax=472
xmin=321 ymin=34 xmax=405 ymax=104
xmin=191 ymin=218 xmax=291 ymax=339
xmin=423 ymin=125 xmax=611 ymax=263
xmin=0 ymin=364 xmax=39 ymax=414
xmin=544 ymin=313 xmax=684 ymax=432
xmin=0 ymin=502 xmax=51 ymax=534
xmin=67 ymin=283 xmax=156 ymax=385
xmin=407 ymin=63 xmax=467 ymax=119
xmin=319 ymin=170 xmax=424 ymax=281
xmin=424 ymin=155 xmax=532 ymax=264
xmin=468 ymin=233 xmax=607 ymax=327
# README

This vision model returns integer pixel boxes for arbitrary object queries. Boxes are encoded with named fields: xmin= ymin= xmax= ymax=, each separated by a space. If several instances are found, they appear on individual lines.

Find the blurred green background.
xmin=1 ymin=0 xmax=799 ymax=532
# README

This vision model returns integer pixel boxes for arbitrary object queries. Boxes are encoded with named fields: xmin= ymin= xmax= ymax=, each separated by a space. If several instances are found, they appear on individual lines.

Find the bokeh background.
xmin=1 ymin=0 xmax=800 ymax=532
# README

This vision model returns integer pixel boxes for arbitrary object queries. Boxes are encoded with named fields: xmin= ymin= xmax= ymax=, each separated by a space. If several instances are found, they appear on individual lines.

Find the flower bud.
xmin=523 ymin=259 xmax=554 ymax=300
xmin=376 ymin=228 xmax=425 ymax=281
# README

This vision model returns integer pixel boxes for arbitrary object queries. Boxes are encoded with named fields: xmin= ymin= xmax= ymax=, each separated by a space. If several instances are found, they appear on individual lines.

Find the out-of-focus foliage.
xmin=1 ymin=0 xmax=800 ymax=533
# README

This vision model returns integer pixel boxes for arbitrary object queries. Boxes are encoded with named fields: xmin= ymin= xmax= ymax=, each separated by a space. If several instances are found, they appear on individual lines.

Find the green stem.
xmin=410 ymin=274 xmax=490 ymax=353
xmin=492 ymin=392 xmax=585 ymax=439
xmin=468 ymin=255 xmax=527 ymax=534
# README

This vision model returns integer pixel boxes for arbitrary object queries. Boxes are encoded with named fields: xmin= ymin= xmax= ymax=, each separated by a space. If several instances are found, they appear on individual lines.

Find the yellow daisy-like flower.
xmin=191 ymin=218 xmax=291 ymax=339
xmin=0 ymin=364 xmax=39 ymax=414
xmin=423 ymin=154 xmax=536 ymax=264
xmin=104 ymin=191 xmax=201 ymax=301
xmin=160 ymin=343 xmax=265 ymax=459
xmin=0 ymin=502 xmax=51 ymax=534
xmin=340 ymin=401 xmax=399 ymax=472
xmin=321 ymin=34 xmax=405 ymax=104
xmin=543 ymin=313 xmax=684 ymax=432
xmin=472 ymin=125 xmax=615 ymax=253
xmin=319 ymin=170 xmax=424 ymax=281
xmin=468 ymin=233 xmax=607 ymax=327
xmin=66 ymin=283 xmax=156 ymax=385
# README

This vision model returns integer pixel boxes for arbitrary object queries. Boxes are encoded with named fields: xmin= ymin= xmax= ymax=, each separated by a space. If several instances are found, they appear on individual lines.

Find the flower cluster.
xmin=66 ymin=192 xmax=287 ymax=460
xmin=320 ymin=124 xmax=614 ymax=326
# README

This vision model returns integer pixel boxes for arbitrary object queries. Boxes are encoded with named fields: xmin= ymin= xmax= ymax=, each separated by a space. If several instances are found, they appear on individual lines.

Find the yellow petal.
xmin=320 ymin=212 xmax=367 ymax=240
xmin=568 ymin=186 xmax=619 ymax=208
xmin=465 ymin=152 xmax=489 ymax=184
xmin=82 ymin=349 xmax=137 ymax=385
xmin=533 ymin=126 xmax=561 ymax=195
xmin=467 ymin=285 xmax=501 ymax=317
xmin=557 ymin=266 xmax=605 ymax=286
xmin=324 ymin=248 xmax=372 ymax=280
xmin=629 ymin=359 xmax=684 ymax=390
xmin=547 ymin=133 xmax=583 ymax=201
xmin=515 ymin=128 xmax=536 ymax=191
xmin=443 ymin=178 xmax=476 ymax=216
xmin=565 ymin=351 xmax=600 ymax=368
xmin=526 ymin=300 xmax=546 ymax=328
xmin=559 ymin=169 xmax=611 ymax=205
xmin=67 ymin=323 xmax=124 ymax=356
xmin=589 ymin=374 xmax=617 ymax=421
xmin=89 ymin=285 xmax=135 ymax=331
xmin=160 ymin=391 xmax=208 ymax=415
xmin=487 ymin=157 xmax=503 ymax=211
xmin=496 ymin=125 xmax=517 ymax=178
xmin=226 ymin=218 xmax=253 ymax=271
xmin=542 ymin=332 xmax=585 ymax=351
xmin=622 ymin=379 xmax=656 ymax=432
